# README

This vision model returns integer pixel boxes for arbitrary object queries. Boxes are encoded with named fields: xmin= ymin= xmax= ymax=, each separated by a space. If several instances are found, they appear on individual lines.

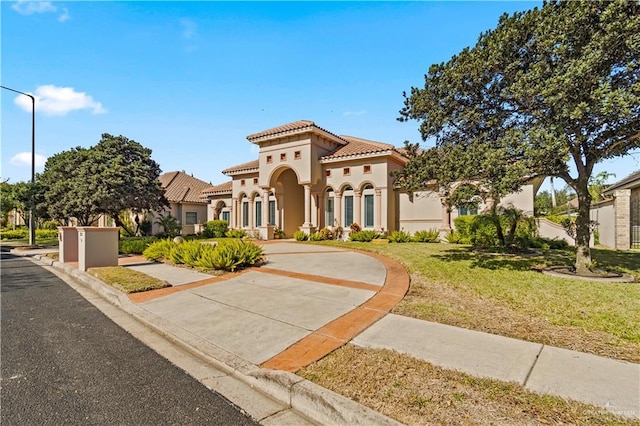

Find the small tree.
xmin=39 ymin=134 xmax=168 ymax=229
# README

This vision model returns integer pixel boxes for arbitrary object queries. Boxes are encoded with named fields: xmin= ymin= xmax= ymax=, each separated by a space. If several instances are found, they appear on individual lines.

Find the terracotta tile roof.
xmin=222 ymin=159 xmax=260 ymax=175
xmin=247 ymin=120 xmax=345 ymax=143
xmin=321 ymin=135 xmax=396 ymax=160
xmin=201 ymin=181 xmax=232 ymax=197
xmin=159 ymin=171 xmax=211 ymax=204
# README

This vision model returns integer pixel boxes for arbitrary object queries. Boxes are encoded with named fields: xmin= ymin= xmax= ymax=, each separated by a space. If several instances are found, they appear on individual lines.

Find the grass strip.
xmin=299 ymin=345 xmax=637 ymax=426
xmin=87 ymin=266 xmax=169 ymax=293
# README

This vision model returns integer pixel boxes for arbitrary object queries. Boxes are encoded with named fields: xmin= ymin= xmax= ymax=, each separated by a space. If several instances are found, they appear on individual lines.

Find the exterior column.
xmin=300 ymin=184 xmax=316 ymax=235
xmin=304 ymin=184 xmax=312 ymax=226
xmin=259 ymin=189 xmax=273 ymax=240
xmin=231 ymin=197 xmax=238 ymax=229
xmin=316 ymin=193 xmax=324 ymax=228
xmin=249 ymin=198 xmax=255 ymax=228
xmin=354 ymin=190 xmax=362 ymax=227
xmin=335 ymin=194 xmax=342 ymax=227
xmin=375 ymin=188 xmax=383 ymax=231
xmin=614 ymin=189 xmax=631 ymax=249
xmin=262 ymin=191 xmax=270 ymax=225
xmin=275 ymin=195 xmax=282 ymax=228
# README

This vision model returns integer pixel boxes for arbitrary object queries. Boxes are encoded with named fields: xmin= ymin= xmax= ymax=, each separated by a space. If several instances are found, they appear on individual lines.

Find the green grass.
xmin=312 ymin=241 xmax=640 ymax=347
xmin=87 ymin=266 xmax=170 ymax=293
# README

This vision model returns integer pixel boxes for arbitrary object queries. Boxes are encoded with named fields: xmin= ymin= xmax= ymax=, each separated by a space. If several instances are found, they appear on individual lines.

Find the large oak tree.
xmin=398 ymin=0 xmax=640 ymax=274
xmin=39 ymin=134 xmax=168 ymax=231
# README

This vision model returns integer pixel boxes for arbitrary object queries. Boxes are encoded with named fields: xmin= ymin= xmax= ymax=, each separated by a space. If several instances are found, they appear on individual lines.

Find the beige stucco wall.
xmin=398 ymin=191 xmax=444 ymax=234
xmin=500 ymin=184 xmax=535 ymax=215
xmin=591 ymin=200 xmax=615 ymax=248
xmin=153 ymin=201 xmax=208 ymax=235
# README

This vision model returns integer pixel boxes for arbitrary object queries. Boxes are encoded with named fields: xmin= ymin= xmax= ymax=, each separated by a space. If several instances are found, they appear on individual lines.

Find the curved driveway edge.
xmin=261 ymin=247 xmax=410 ymax=372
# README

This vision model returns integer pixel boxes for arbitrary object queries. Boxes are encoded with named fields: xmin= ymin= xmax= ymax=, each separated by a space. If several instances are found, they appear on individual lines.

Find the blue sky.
xmin=2 ymin=1 xmax=638 ymax=190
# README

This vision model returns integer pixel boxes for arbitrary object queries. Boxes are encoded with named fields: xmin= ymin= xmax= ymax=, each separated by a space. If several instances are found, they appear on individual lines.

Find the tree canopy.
xmin=39 ymin=134 xmax=168 ymax=229
xmin=396 ymin=0 xmax=640 ymax=273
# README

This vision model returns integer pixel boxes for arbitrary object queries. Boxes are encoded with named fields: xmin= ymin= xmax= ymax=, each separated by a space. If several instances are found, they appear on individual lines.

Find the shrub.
xmin=308 ymin=232 xmax=323 ymax=241
xmin=144 ymin=238 xmax=263 ymax=272
xmin=196 ymin=240 xmax=264 ymax=271
xmin=388 ymin=230 xmax=412 ymax=243
xmin=350 ymin=230 xmax=379 ymax=242
xmin=453 ymin=216 xmax=475 ymax=243
xmin=412 ymin=229 xmax=440 ymax=243
xmin=294 ymin=230 xmax=308 ymax=241
xmin=143 ymin=239 xmax=175 ymax=261
xmin=444 ymin=230 xmax=462 ymax=244
xmin=226 ymin=229 xmax=247 ymax=238
xmin=530 ymin=237 xmax=569 ymax=250
xmin=332 ymin=226 xmax=344 ymax=240
xmin=139 ymin=219 xmax=153 ymax=236
xmin=350 ymin=223 xmax=361 ymax=233
xmin=318 ymin=227 xmax=333 ymax=240
xmin=203 ymin=220 xmax=229 ymax=238
xmin=1 ymin=229 xmax=27 ymax=240
xmin=468 ymin=215 xmax=500 ymax=248
xmin=168 ymin=240 xmax=204 ymax=265
xmin=41 ymin=220 xmax=60 ymax=230
xmin=119 ymin=237 xmax=157 ymax=254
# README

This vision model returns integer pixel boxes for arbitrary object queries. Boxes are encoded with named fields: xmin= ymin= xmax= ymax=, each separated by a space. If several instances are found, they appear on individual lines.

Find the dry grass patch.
xmin=313 ymin=241 xmax=640 ymax=363
xmin=299 ymin=345 xmax=637 ymax=426
xmin=87 ymin=266 xmax=169 ymax=293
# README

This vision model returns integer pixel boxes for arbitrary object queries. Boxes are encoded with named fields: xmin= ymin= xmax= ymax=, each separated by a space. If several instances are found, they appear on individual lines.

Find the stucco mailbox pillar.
xmin=57 ymin=226 xmax=78 ymax=263
xmin=77 ymin=227 xmax=119 ymax=272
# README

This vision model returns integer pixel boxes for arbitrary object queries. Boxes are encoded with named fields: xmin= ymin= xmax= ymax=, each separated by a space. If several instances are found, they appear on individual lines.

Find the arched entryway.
xmin=271 ymin=167 xmax=304 ymax=238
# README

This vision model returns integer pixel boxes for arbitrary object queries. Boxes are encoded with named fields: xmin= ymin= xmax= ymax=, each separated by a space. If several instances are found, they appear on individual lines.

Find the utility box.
xmin=57 ymin=227 xmax=78 ymax=263
xmin=77 ymin=227 xmax=119 ymax=272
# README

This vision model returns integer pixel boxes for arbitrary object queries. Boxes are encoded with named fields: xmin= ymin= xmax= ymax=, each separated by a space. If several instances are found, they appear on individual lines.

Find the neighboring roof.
xmin=201 ymin=181 xmax=233 ymax=197
xmin=246 ymin=120 xmax=346 ymax=144
xmin=159 ymin=171 xmax=211 ymax=204
xmin=222 ymin=159 xmax=260 ymax=175
xmin=603 ymin=170 xmax=640 ymax=195
xmin=321 ymin=135 xmax=396 ymax=160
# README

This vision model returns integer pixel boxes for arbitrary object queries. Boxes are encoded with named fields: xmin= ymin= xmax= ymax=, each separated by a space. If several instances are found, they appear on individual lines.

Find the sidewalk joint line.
xmin=523 ymin=344 xmax=545 ymax=386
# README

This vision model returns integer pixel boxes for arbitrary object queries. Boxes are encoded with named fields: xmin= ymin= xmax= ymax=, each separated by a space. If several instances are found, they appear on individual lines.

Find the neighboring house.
xmin=157 ymin=171 xmax=211 ymax=235
xmin=591 ymin=170 xmax=640 ymax=249
xmin=202 ymin=120 xmax=537 ymax=240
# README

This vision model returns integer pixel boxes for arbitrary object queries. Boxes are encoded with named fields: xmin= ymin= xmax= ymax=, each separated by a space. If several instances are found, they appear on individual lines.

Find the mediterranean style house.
xmin=201 ymin=120 xmax=537 ymax=240
xmin=157 ymin=171 xmax=211 ymax=235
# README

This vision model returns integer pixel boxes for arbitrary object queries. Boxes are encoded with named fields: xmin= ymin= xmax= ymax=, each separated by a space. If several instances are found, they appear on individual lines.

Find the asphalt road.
xmin=0 ymin=253 xmax=259 ymax=425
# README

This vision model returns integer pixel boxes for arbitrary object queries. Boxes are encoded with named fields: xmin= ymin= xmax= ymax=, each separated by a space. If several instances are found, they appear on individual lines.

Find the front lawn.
xmin=314 ymin=241 xmax=640 ymax=363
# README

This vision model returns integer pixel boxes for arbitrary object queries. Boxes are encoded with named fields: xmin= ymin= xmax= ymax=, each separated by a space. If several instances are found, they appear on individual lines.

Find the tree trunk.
xmin=114 ymin=215 xmax=134 ymax=236
xmin=574 ymin=183 xmax=593 ymax=275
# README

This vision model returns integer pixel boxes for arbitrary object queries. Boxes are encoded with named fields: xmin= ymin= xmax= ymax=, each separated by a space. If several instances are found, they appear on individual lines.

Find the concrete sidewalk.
xmin=8 ymin=242 xmax=640 ymax=421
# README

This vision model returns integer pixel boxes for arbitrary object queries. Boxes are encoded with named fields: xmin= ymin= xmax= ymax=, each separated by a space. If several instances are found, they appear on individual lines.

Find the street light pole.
xmin=2 ymin=85 xmax=36 ymax=246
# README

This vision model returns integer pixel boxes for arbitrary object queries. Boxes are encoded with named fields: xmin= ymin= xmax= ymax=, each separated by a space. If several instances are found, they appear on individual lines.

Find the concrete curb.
xmin=27 ymin=253 xmax=401 ymax=426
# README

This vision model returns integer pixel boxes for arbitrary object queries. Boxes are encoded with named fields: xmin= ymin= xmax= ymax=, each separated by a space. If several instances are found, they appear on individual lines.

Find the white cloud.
xmin=10 ymin=152 xmax=47 ymax=168
xmin=58 ymin=7 xmax=70 ymax=22
xmin=12 ymin=1 xmax=70 ymax=22
xmin=14 ymin=85 xmax=106 ymax=116
xmin=343 ymin=110 xmax=366 ymax=117
xmin=180 ymin=18 xmax=198 ymax=39
xmin=11 ymin=0 xmax=56 ymax=15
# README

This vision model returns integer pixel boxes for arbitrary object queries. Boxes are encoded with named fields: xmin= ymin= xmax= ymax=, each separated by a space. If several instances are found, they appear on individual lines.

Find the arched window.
xmin=241 ymin=194 xmax=249 ymax=228
xmin=362 ymin=184 xmax=375 ymax=228
xmin=325 ymin=188 xmax=335 ymax=227
xmin=343 ymin=186 xmax=354 ymax=226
